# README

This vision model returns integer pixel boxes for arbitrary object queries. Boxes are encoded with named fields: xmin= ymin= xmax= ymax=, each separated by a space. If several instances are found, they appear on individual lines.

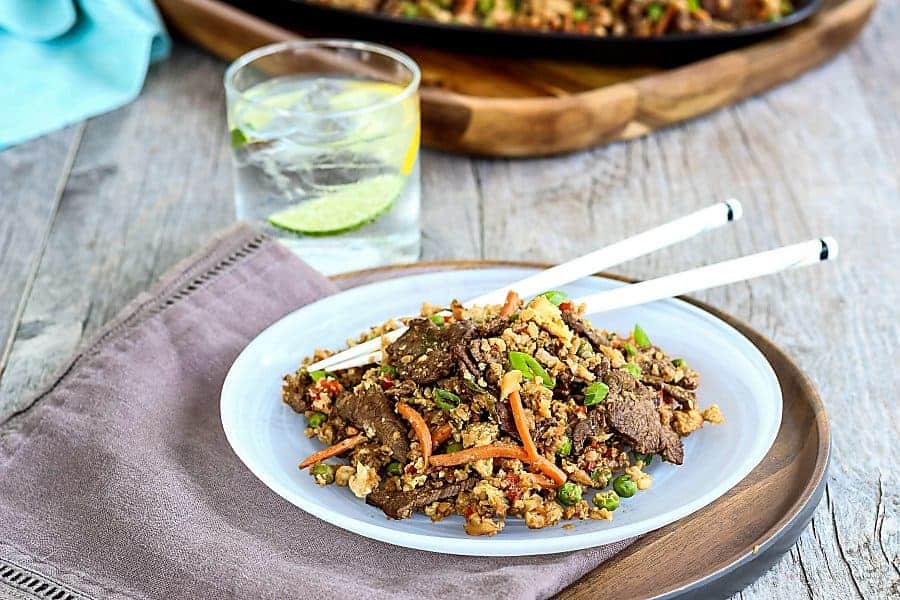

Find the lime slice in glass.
xmin=268 ymin=174 xmax=404 ymax=236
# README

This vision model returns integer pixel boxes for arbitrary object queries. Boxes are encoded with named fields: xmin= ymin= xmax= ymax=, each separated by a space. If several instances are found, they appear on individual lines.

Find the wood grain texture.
xmin=156 ymin=0 xmax=876 ymax=156
xmin=1 ymin=0 xmax=898 ymax=593
xmin=0 ymin=127 xmax=82 ymax=379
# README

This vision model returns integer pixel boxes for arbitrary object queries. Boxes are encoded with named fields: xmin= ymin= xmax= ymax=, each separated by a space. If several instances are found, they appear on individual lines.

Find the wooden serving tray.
xmin=333 ymin=262 xmax=830 ymax=600
xmin=157 ymin=0 xmax=874 ymax=157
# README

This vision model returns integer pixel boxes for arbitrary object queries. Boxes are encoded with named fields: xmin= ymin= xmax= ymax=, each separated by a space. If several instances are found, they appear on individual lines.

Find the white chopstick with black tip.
xmin=577 ymin=237 xmax=838 ymax=315
xmin=308 ymin=200 xmax=743 ymax=372
xmin=321 ymin=236 xmax=836 ymax=372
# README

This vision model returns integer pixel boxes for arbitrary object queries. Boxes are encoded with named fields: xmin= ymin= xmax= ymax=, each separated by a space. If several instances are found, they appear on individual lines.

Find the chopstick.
xmin=308 ymin=200 xmax=742 ymax=372
xmin=320 ymin=236 xmax=837 ymax=371
xmin=577 ymin=237 xmax=838 ymax=314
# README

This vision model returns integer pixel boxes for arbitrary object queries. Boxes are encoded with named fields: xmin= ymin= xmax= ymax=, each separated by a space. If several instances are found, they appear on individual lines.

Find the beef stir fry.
xmin=313 ymin=0 xmax=794 ymax=37
xmin=283 ymin=291 xmax=724 ymax=535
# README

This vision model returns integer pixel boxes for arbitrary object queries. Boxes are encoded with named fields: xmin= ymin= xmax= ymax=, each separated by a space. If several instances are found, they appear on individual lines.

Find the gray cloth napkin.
xmin=0 ymin=224 xmax=632 ymax=600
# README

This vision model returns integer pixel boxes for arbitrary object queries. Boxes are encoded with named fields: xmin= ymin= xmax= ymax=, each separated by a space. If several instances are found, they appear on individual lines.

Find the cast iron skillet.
xmin=225 ymin=0 xmax=823 ymax=64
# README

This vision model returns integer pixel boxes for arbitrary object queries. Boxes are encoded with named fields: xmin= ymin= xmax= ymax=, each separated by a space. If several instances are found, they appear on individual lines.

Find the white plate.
xmin=221 ymin=267 xmax=781 ymax=556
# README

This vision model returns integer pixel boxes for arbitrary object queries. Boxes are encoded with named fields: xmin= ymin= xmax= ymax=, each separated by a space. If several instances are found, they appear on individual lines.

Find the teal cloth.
xmin=0 ymin=0 xmax=170 ymax=148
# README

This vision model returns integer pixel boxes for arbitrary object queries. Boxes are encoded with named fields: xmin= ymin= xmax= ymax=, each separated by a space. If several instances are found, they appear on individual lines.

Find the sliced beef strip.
xmin=282 ymin=370 xmax=313 ymax=413
xmin=385 ymin=319 xmax=475 ymax=384
xmin=604 ymin=371 xmax=684 ymax=465
xmin=334 ymin=386 xmax=409 ymax=461
xmin=562 ymin=312 xmax=609 ymax=349
xmin=572 ymin=408 xmax=606 ymax=452
xmin=475 ymin=316 xmax=511 ymax=338
xmin=495 ymin=399 xmax=520 ymax=441
xmin=366 ymin=478 xmax=476 ymax=519
xmin=642 ymin=375 xmax=696 ymax=409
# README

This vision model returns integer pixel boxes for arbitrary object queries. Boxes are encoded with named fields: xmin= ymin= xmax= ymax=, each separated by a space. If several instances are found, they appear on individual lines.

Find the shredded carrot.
xmin=397 ymin=403 xmax=433 ymax=466
xmin=655 ymin=4 xmax=678 ymax=36
xmin=430 ymin=444 xmax=528 ymax=467
xmin=499 ymin=290 xmax=520 ymax=318
xmin=532 ymin=456 xmax=568 ymax=486
xmin=508 ymin=389 xmax=568 ymax=485
xmin=508 ymin=390 xmax=540 ymax=462
xmin=298 ymin=434 xmax=366 ymax=469
xmin=431 ymin=423 xmax=453 ymax=446
xmin=457 ymin=0 xmax=476 ymax=15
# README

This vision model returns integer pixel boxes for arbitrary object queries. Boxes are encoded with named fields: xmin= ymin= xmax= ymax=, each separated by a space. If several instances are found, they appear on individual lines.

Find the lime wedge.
xmin=268 ymin=175 xmax=404 ymax=236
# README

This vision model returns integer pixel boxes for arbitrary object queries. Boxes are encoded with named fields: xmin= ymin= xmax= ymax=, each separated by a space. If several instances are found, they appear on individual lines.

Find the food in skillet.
xmin=313 ymin=0 xmax=794 ymax=37
xmin=283 ymin=291 xmax=724 ymax=535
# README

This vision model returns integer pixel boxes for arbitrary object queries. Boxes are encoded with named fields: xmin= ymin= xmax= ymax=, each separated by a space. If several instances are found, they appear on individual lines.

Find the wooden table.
xmin=1 ymin=2 xmax=897 ymax=597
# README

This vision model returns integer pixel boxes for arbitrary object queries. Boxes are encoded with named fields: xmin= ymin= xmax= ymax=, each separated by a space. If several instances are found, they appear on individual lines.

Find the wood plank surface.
xmin=1 ymin=0 xmax=898 ymax=594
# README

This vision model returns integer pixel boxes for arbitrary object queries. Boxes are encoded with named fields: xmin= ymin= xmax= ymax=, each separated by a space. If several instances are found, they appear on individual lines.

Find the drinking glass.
xmin=224 ymin=40 xmax=421 ymax=274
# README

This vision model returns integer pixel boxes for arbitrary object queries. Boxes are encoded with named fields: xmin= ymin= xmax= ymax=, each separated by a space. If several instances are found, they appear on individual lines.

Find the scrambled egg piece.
xmin=348 ymin=462 xmax=379 ymax=498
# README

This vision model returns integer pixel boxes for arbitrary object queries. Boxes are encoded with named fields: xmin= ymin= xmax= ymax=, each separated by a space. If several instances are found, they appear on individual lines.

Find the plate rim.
xmin=221 ymin=262 xmax=792 ymax=556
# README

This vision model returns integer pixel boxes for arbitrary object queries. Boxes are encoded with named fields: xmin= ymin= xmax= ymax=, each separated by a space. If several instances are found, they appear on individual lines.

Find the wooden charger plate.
xmin=157 ymin=0 xmax=874 ymax=156
xmin=332 ymin=261 xmax=830 ymax=599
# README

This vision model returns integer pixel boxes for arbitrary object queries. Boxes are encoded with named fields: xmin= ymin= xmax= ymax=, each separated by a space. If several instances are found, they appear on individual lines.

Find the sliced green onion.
xmin=572 ymin=6 xmax=588 ymax=22
xmin=583 ymin=381 xmax=610 ymax=406
xmin=647 ymin=2 xmax=664 ymax=22
xmin=622 ymin=363 xmax=642 ymax=379
xmin=309 ymin=370 xmax=334 ymax=382
xmin=623 ymin=343 xmax=638 ymax=357
xmin=379 ymin=364 xmax=398 ymax=377
xmin=633 ymin=324 xmax=651 ymax=348
xmin=307 ymin=412 xmax=327 ymax=428
xmin=507 ymin=351 xmax=554 ymax=388
xmin=633 ymin=452 xmax=654 ymax=466
xmin=672 ymin=358 xmax=685 ymax=368
xmin=434 ymin=388 xmax=461 ymax=411
xmin=445 ymin=441 xmax=463 ymax=453
xmin=539 ymin=290 xmax=568 ymax=306
xmin=429 ymin=314 xmax=445 ymax=327
xmin=557 ymin=436 xmax=572 ymax=457
xmin=386 ymin=461 xmax=403 ymax=476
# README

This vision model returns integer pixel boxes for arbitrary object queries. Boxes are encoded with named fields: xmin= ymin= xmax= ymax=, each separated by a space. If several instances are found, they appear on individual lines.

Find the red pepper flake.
xmin=575 ymin=405 xmax=587 ymax=416
xmin=559 ymin=301 xmax=574 ymax=312
xmin=379 ymin=375 xmax=394 ymax=390
xmin=462 ymin=506 xmax=477 ymax=518
xmin=309 ymin=378 xmax=343 ymax=399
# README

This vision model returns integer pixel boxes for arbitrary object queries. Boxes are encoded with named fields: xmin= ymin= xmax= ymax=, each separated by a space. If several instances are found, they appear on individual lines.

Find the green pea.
xmin=230 ymin=128 xmax=247 ymax=149
xmin=557 ymin=436 xmax=572 ymax=457
xmin=622 ymin=363 xmax=642 ymax=380
xmin=307 ymin=412 xmax=327 ymax=428
xmin=310 ymin=463 xmax=335 ymax=484
xmin=539 ymin=290 xmax=568 ymax=306
xmin=445 ymin=441 xmax=463 ymax=453
xmin=613 ymin=474 xmax=637 ymax=498
xmin=591 ymin=467 xmax=612 ymax=488
xmin=557 ymin=482 xmax=583 ymax=506
xmin=477 ymin=0 xmax=495 ymax=15
xmin=633 ymin=323 xmax=651 ymax=348
xmin=401 ymin=2 xmax=419 ymax=17
xmin=386 ymin=461 xmax=403 ymax=476
xmin=584 ymin=381 xmax=610 ymax=406
xmin=593 ymin=490 xmax=620 ymax=511
xmin=633 ymin=452 xmax=654 ymax=466
xmin=433 ymin=388 xmax=461 ymax=411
